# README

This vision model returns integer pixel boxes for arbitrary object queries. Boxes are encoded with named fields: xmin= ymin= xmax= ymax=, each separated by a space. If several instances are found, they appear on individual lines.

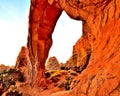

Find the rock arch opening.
xmin=48 ymin=11 xmax=82 ymax=63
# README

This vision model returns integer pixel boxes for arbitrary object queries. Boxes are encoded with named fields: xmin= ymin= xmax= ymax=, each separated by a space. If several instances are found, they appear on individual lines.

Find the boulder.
xmin=46 ymin=56 xmax=60 ymax=71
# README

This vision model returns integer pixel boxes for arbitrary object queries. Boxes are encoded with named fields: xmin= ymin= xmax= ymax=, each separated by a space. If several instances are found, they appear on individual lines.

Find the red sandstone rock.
xmin=15 ymin=46 xmax=30 ymax=82
xmin=46 ymin=56 xmax=60 ymax=71
xmin=0 ymin=64 xmax=9 ymax=73
xmin=66 ymin=35 xmax=91 ymax=72
xmin=50 ymin=0 xmax=120 ymax=96
xmin=15 ymin=46 xmax=29 ymax=68
xmin=16 ymin=0 xmax=120 ymax=95
xmin=27 ymin=0 xmax=62 ymax=88
xmin=15 ymin=1 xmax=63 ymax=94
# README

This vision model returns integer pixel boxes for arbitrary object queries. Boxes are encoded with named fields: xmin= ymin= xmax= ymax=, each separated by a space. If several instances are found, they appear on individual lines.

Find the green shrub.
xmin=6 ymin=90 xmax=23 ymax=96
xmin=65 ymin=77 xmax=73 ymax=90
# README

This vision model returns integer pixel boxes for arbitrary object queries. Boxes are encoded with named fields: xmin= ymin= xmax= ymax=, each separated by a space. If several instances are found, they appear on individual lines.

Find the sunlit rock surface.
xmin=66 ymin=35 xmax=91 ymax=72
xmin=46 ymin=56 xmax=60 ymax=71
xmin=51 ymin=0 xmax=120 ymax=96
xmin=27 ymin=0 xmax=62 ymax=88
xmin=9 ymin=0 xmax=120 ymax=96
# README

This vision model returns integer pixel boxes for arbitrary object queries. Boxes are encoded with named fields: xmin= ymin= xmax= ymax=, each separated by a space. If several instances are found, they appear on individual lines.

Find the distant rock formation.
xmin=15 ymin=46 xmax=29 ymax=68
xmin=46 ymin=56 xmax=60 ymax=71
xmin=0 ymin=64 xmax=10 ymax=73
xmin=15 ymin=46 xmax=30 ymax=82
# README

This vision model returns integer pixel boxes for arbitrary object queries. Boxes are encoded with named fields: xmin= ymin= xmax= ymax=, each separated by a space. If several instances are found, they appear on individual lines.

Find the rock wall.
xmin=52 ymin=0 xmax=120 ymax=96
xmin=66 ymin=34 xmax=91 ymax=72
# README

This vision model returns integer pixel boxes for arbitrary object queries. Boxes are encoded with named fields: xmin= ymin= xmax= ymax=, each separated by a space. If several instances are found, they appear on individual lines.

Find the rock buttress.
xmin=27 ymin=0 xmax=62 ymax=88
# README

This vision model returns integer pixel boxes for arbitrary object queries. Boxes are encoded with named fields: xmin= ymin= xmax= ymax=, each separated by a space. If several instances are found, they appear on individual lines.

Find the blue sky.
xmin=0 ymin=0 xmax=29 ymax=21
xmin=0 ymin=0 xmax=30 ymax=65
xmin=0 ymin=0 xmax=82 ymax=66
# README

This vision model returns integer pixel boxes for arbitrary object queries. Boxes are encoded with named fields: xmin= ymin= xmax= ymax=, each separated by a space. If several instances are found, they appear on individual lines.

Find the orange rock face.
xmin=15 ymin=46 xmax=29 ymax=68
xmin=24 ymin=0 xmax=120 ymax=95
xmin=15 ymin=46 xmax=30 ymax=82
xmin=66 ymin=34 xmax=91 ymax=72
xmin=27 ymin=0 xmax=62 ymax=88
xmin=52 ymin=0 xmax=120 ymax=96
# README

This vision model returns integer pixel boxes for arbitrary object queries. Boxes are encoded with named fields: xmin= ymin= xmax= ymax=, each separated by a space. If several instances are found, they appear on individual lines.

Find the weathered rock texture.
xmin=46 ymin=56 xmax=60 ymax=71
xmin=25 ymin=0 xmax=120 ymax=96
xmin=66 ymin=35 xmax=91 ymax=72
xmin=15 ymin=46 xmax=29 ymax=68
xmin=15 ymin=46 xmax=30 ymax=82
xmin=51 ymin=0 xmax=120 ymax=96
xmin=27 ymin=0 xmax=62 ymax=87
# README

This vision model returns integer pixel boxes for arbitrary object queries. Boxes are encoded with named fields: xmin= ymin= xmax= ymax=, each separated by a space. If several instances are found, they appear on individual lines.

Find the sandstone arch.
xmin=27 ymin=0 xmax=120 ymax=95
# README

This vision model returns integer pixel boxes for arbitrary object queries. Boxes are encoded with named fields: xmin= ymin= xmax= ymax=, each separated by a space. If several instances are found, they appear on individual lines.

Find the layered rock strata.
xmin=27 ymin=0 xmax=62 ymax=87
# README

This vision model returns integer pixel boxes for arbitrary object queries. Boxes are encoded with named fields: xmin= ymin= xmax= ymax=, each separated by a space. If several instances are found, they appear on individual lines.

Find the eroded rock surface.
xmin=15 ymin=46 xmax=30 ymax=82
xmin=46 ymin=56 xmax=60 ymax=71
xmin=51 ymin=0 xmax=120 ymax=96
xmin=27 ymin=0 xmax=62 ymax=88
xmin=15 ymin=0 xmax=120 ymax=96
xmin=66 ymin=35 xmax=91 ymax=72
xmin=15 ymin=46 xmax=29 ymax=68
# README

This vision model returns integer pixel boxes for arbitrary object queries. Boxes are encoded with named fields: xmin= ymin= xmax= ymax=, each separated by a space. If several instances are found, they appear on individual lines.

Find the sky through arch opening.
xmin=48 ymin=11 xmax=82 ymax=63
